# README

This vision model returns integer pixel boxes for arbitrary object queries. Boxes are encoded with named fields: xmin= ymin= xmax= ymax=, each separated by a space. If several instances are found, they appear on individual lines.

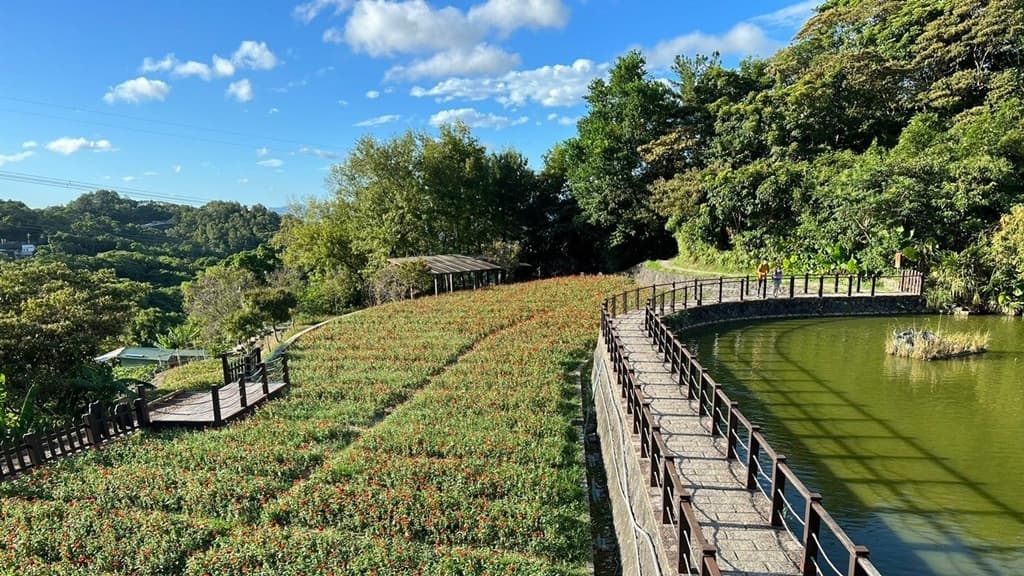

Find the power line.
xmin=0 ymin=94 xmax=344 ymax=153
xmin=0 ymin=169 xmax=217 ymax=205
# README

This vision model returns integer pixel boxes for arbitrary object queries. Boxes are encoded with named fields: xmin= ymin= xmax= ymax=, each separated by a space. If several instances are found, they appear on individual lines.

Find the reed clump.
xmin=887 ymin=329 xmax=989 ymax=360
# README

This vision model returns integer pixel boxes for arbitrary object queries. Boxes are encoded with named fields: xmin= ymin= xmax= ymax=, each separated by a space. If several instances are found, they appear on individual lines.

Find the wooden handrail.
xmin=600 ymin=272 xmax=924 ymax=576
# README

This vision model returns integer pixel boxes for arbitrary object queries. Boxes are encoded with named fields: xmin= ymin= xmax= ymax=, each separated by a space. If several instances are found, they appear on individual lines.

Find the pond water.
xmin=684 ymin=315 xmax=1024 ymax=576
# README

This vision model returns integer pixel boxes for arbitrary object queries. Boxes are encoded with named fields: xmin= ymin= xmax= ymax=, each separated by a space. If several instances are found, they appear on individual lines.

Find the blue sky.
xmin=0 ymin=0 xmax=816 ymax=208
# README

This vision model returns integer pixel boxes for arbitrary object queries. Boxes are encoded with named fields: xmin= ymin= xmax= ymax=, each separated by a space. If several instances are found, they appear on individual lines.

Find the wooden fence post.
xmin=697 ymin=369 xmax=709 ymax=416
xmin=804 ymin=272 xmax=809 ymax=294
xmin=134 ymin=384 xmax=150 ymax=427
xmin=238 ymin=375 xmax=248 ymax=409
xmin=261 ymin=363 xmax=270 ymax=395
xmin=221 ymin=353 xmax=231 ymax=387
xmin=789 ymin=276 xmax=795 ymax=299
xmin=745 ymin=426 xmax=761 ymax=490
xmin=22 ymin=432 xmax=43 ymax=467
xmin=718 ymin=276 xmax=724 ymax=303
xmin=847 ymin=275 xmax=853 ymax=296
xmin=726 ymin=402 xmax=739 ymax=459
xmin=849 ymin=546 xmax=871 ymax=576
xmin=710 ymin=385 xmax=721 ymax=436
xmin=801 ymin=493 xmax=824 ymax=576
xmin=818 ymin=276 xmax=824 ymax=298
xmin=282 ymin=355 xmax=291 ymax=386
xmin=211 ymin=386 xmax=223 ymax=425
xmin=88 ymin=402 xmax=105 ymax=445
xmin=770 ymin=455 xmax=788 ymax=527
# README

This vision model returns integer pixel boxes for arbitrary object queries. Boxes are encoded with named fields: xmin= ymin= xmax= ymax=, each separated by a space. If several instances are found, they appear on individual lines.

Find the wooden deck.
xmin=148 ymin=381 xmax=288 ymax=428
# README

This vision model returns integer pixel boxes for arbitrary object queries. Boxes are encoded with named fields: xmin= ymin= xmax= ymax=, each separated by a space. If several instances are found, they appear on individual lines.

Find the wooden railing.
xmin=0 ymin=391 xmax=149 ymax=481
xmin=210 ymin=352 xmax=290 ymax=426
xmin=604 ymin=270 xmax=924 ymax=576
xmin=605 ymin=269 xmax=924 ymax=319
xmin=602 ymin=308 xmax=723 ymax=576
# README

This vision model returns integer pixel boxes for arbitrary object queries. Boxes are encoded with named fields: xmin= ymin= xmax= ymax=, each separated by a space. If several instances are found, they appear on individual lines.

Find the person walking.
xmin=757 ymin=259 xmax=770 ymax=298
xmin=772 ymin=264 xmax=784 ymax=297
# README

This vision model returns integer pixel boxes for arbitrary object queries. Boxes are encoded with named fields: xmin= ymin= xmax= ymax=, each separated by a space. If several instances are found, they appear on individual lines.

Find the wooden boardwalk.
xmin=610 ymin=311 xmax=802 ymax=575
xmin=148 ymin=380 xmax=288 ymax=428
xmin=597 ymin=273 xmax=917 ymax=575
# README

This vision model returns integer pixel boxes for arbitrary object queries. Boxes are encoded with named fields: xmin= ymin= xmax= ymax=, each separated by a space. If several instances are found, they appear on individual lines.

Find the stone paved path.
xmin=612 ymin=310 xmax=803 ymax=576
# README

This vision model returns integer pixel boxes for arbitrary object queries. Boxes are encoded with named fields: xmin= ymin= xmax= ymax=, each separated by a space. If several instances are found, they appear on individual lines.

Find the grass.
xmin=886 ymin=329 xmax=990 ymax=360
xmin=645 ymin=254 xmax=747 ymax=277
xmin=0 ymin=275 xmax=633 ymax=575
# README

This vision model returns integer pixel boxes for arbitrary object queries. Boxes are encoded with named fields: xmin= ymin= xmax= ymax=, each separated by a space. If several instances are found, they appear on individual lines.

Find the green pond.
xmin=683 ymin=315 xmax=1024 ymax=576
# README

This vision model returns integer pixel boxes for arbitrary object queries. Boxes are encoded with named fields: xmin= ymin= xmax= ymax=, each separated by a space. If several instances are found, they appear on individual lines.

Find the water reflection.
xmin=685 ymin=315 xmax=1024 ymax=576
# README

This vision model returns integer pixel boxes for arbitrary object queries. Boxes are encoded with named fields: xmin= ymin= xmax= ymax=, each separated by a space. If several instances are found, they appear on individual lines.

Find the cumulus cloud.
xmin=143 ymin=171 xmax=158 ymax=176
xmin=467 ymin=0 xmax=569 ymax=33
xmin=365 ymin=90 xmax=381 ymax=99
xmin=385 ymin=43 xmax=519 ymax=81
xmin=429 ymin=107 xmax=527 ymax=129
xmin=354 ymin=114 xmax=401 ymax=127
xmin=226 ymin=79 xmax=254 ymax=102
xmin=751 ymin=0 xmax=818 ymax=28
xmin=293 ymin=0 xmax=353 ymax=23
xmin=103 ymin=77 xmax=171 ymax=104
xmin=644 ymin=23 xmax=781 ymax=67
xmin=547 ymin=112 xmax=578 ymax=126
xmin=45 ymin=137 xmax=114 ymax=155
xmin=232 ymin=41 xmax=279 ymax=70
xmin=257 ymin=158 xmax=284 ymax=168
xmin=173 ymin=60 xmax=212 ymax=80
xmin=256 ymin=147 xmax=270 ymax=157
xmin=411 ymin=58 xmax=605 ymax=108
xmin=21 ymin=141 xmax=37 ymax=149
xmin=212 ymin=55 xmax=236 ymax=77
xmin=0 ymin=150 xmax=34 ymax=167
xmin=344 ymin=0 xmax=481 ymax=56
xmin=238 ymin=177 xmax=250 ymax=184
xmin=174 ymin=164 xmax=183 ymax=173
xmin=140 ymin=54 xmax=176 ymax=73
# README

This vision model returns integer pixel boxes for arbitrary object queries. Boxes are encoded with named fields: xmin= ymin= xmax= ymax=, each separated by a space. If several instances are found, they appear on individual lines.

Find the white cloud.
xmin=140 ymin=53 xmax=177 ymax=73
xmin=429 ymin=107 xmax=527 ymax=129
xmin=343 ymin=0 xmax=483 ymax=56
xmin=226 ymin=79 xmax=254 ymax=102
xmin=173 ymin=164 xmax=182 ymax=173
xmin=268 ymin=107 xmax=279 ymax=114
xmin=122 ymin=176 xmax=136 ymax=182
xmin=340 ymin=0 xmax=569 ymax=55
xmin=232 ymin=41 xmax=279 ymax=70
xmin=337 ymin=99 xmax=349 ymax=106
xmin=257 ymin=158 xmax=284 ymax=168
xmin=45 ymin=137 xmax=114 ymax=155
xmin=256 ymin=147 xmax=270 ymax=157
xmin=21 ymin=141 xmax=37 ymax=149
xmin=645 ymin=23 xmax=781 ymax=67
xmin=411 ymin=58 xmax=605 ymax=108
xmin=212 ymin=55 xmax=236 ymax=77
xmin=173 ymin=60 xmax=212 ymax=80
xmin=103 ymin=77 xmax=171 ymax=104
xmin=751 ymin=0 xmax=818 ymax=28
xmin=547 ymin=112 xmax=578 ymax=126
xmin=467 ymin=0 xmax=569 ymax=33
xmin=238 ymin=177 xmax=250 ymax=184
xmin=293 ymin=0 xmax=353 ymax=23
xmin=0 ymin=150 xmax=34 ymax=167
xmin=143 ymin=171 xmax=158 ymax=176
xmin=354 ymin=114 xmax=401 ymax=127
xmin=323 ymin=27 xmax=344 ymax=44
xmin=298 ymin=146 xmax=341 ymax=159
xmin=385 ymin=43 xmax=519 ymax=81
xmin=365 ymin=90 xmax=381 ymax=99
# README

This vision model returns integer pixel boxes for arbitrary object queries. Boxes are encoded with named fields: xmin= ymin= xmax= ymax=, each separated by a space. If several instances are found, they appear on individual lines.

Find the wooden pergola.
xmin=388 ymin=254 xmax=504 ymax=295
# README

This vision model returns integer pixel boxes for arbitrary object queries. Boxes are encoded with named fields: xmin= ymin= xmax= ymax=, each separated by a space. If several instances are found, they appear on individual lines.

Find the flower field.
xmin=0 ymin=275 xmax=631 ymax=575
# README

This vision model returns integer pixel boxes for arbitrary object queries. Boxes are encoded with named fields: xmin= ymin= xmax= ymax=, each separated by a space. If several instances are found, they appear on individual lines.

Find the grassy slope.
xmin=0 ymin=276 xmax=631 ymax=575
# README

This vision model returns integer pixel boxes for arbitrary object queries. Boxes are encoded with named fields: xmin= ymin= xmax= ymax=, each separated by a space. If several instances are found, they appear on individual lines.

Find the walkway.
xmin=612 ymin=309 xmax=802 ymax=575
xmin=148 ymin=380 xmax=288 ymax=428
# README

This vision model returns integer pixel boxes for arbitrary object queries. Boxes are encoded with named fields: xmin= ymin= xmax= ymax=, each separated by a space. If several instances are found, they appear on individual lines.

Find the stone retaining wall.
xmin=664 ymin=295 xmax=926 ymax=333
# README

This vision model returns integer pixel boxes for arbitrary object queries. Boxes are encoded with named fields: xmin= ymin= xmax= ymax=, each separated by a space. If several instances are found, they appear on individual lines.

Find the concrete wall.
xmin=664 ymin=295 xmax=926 ymax=333
xmin=590 ymin=346 xmax=673 ymax=576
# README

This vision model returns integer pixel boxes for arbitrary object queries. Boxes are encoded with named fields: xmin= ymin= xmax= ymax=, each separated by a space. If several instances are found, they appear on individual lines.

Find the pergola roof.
xmin=388 ymin=254 xmax=502 ymax=275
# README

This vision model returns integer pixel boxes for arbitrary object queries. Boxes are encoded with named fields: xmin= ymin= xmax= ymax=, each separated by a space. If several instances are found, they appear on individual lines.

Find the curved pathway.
xmin=611 ymin=309 xmax=802 ymax=575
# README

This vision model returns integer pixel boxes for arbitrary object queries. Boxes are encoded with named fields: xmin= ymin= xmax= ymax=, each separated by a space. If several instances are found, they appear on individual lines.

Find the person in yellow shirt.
xmin=756 ymin=259 xmax=770 ymax=297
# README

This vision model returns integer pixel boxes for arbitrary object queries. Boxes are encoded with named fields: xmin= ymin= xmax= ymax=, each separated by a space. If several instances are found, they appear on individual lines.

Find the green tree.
xmin=182 ymin=265 xmax=256 ymax=349
xmin=565 ymin=50 xmax=681 ymax=270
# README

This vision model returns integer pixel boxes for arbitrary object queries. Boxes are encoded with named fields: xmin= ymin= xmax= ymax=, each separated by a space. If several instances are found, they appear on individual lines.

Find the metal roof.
xmin=95 ymin=347 xmax=208 ymax=363
xmin=387 ymin=254 xmax=502 ymax=275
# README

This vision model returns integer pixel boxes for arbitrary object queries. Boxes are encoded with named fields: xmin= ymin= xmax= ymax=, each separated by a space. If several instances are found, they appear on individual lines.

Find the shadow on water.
xmin=674 ymin=316 xmax=1024 ymax=576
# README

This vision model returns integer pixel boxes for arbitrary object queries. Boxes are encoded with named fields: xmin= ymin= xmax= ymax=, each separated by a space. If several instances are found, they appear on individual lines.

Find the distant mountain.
xmin=269 ymin=206 xmax=291 ymax=216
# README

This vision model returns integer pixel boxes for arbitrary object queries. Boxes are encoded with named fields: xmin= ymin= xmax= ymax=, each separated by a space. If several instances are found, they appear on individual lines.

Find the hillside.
xmin=0 ymin=275 xmax=631 ymax=575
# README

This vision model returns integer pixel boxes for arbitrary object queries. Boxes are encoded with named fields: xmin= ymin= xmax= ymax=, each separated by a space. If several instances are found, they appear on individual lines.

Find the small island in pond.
xmin=887 ymin=328 xmax=989 ymax=361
